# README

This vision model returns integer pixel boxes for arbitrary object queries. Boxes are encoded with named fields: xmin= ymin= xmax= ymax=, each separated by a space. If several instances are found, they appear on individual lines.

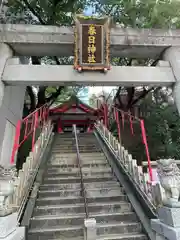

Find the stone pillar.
xmin=0 ymin=49 xmax=26 ymax=240
xmin=163 ymin=47 xmax=180 ymax=114
xmin=84 ymin=218 xmax=96 ymax=240
xmin=0 ymin=44 xmax=13 ymax=106
xmin=0 ymin=43 xmax=13 ymax=167
xmin=151 ymin=159 xmax=180 ymax=240
xmin=0 ymin=212 xmax=25 ymax=240
xmin=151 ymin=207 xmax=180 ymax=240
xmin=0 ymin=56 xmax=26 ymax=167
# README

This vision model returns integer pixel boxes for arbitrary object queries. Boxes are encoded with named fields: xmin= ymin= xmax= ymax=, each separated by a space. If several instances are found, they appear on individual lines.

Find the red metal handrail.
xmin=97 ymin=102 xmax=153 ymax=182
xmin=112 ymin=105 xmax=153 ymax=182
xmin=10 ymin=103 xmax=49 ymax=164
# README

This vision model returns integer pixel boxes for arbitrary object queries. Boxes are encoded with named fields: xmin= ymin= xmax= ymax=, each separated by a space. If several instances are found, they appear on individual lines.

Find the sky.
xmin=89 ymin=86 xmax=115 ymax=96
xmin=83 ymin=6 xmax=95 ymax=16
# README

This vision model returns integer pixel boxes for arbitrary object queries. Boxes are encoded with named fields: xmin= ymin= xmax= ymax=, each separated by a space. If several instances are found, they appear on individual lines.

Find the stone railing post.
xmin=0 ymin=165 xmax=17 ymax=217
xmin=151 ymin=159 xmax=180 ymax=240
xmin=0 ymin=165 xmax=25 ymax=239
xmin=84 ymin=218 xmax=96 ymax=240
xmin=0 ymin=119 xmax=53 ymax=240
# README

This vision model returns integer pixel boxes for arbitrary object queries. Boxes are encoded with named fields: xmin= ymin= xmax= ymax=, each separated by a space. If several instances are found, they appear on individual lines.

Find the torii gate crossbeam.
xmin=1 ymin=24 xmax=180 ymax=58
xmin=2 ymin=63 xmax=175 ymax=86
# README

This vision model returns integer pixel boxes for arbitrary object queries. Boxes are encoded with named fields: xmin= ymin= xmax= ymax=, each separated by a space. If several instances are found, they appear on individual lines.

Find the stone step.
xmin=54 ymin=142 xmax=97 ymax=145
xmin=51 ymin=152 xmax=105 ymax=157
xmin=49 ymin=158 xmax=107 ymax=164
xmin=38 ymin=187 xmax=124 ymax=198
xmin=36 ymin=195 xmax=127 ymax=206
xmin=51 ymin=154 xmax=106 ymax=158
xmin=47 ymin=158 xmax=108 ymax=168
xmin=55 ymin=138 xmax=96 ymax=141
xmin=54 ymin=138 xmax=96 ymax=141
xmin=52 ymin=145 xmax=100 ymax=149
xmin=52 ymin=144 xmax=99 ymax=148
xmin=53 ymin=144 xmax=99 ymax=148
xmin=28 ymin=222 xmax=141 ymax=240
xmin=51 ymin=148 xmax=101 ymax=156
xmin=28 ymin=225 xmax=83 ymax=239
xmin=54 ymin=140 xmax=97 ymax=143
xmin=52 ymin=150 xmax=102 ymax=154
xmin=52 ymin=149 xmax=101 ymax=152
xmin=54 ymin=137 xmax=96 ymax=140
xmin=42 ymin=175 xmax=115 ymax=184
xmin=34 ymin=201 xmax=131 ymax=215
xmin=47 ymin=162 xmax=109 ymax=168
xmin=49 ymin=160 xmax=107 ymax=165
xmin=54 ymin=150 xmax=102 ymax=153
xmin=44 ymin=169 xmax=112 ymax=178
xmin=30 ymin=212 xmax=138 ymax=229
xmin=40 ymin=181 xmax=120 ymax=191
xmin=97 ymin=233 xmax=148 ymax=240
xmin=54 ymin=135 xmax=95 ymax=140
xmin=97 ymin=222 xmax=142 ymax=235
xmin=46 ymin=166 xmax=111 ymax=174
xmin=28 ymin=237 xmax=84 ymax=240
xmin=47 ymin=162 xmax=109 ymax=169
xmin=28 ymin=232 xmax=147 ymax=240
xmin=54 ymin=134 xmax=94 ymax=138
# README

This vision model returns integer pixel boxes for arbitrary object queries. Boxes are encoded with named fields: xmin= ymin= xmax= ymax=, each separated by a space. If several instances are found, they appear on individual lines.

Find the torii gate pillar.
xmin=0 ymin=44 xmax=26 ymax=167
xmin=163 ymin=47 xmax=180 ymax=114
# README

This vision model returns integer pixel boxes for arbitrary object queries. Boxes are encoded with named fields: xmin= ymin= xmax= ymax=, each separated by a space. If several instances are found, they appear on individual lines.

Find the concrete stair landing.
xmin=27 ymin=133 xmax=148 ymax=240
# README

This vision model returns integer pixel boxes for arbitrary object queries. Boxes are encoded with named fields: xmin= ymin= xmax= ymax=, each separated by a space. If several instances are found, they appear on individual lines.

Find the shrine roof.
xmin=50 ymin=95 xmax=96 ymax=113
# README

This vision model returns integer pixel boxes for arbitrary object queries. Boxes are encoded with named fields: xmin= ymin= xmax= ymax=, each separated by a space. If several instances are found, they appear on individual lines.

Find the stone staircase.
xmin=28 ymin=133 xmax=148 ymax=240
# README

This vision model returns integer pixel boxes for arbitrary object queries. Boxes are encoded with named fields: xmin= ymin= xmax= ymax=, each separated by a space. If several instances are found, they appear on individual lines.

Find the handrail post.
xmin=32 ymin=111 xmax=39 ymax=152
xmin=73 ymin=125 xmax=97 ymax=240
xmin=140 ymin=119 xmax=153 ymax=182
xmin=73 ymin=124 xmax=89 ymax=218
xmin=10 ymin=120 xmax=22 ymax=164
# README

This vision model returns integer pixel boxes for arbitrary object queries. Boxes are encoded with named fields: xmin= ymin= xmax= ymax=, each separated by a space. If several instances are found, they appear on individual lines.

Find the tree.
xmin=1 ymin=0 xmax=87 ymax=115
xmin=84 ymin=0 xmax=180 ymax=160
xmin=134 ymin=89 xmax=180 ymax=160
xmin=90 ymin=0 xmax=180 ymax=111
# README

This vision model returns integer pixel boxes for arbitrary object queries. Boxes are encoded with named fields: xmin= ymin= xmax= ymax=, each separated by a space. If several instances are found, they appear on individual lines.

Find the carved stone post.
xmin=0 ymin=165 xmax=17 ymax=217
xmin=151 ymin=159 xmax=180 ymax=240
xmin=84 ymin=218 xmax=96 ymax=240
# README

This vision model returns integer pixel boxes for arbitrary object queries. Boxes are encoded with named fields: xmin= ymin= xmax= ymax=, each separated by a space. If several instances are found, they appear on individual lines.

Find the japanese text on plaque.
xmin=88 ymin=24 xmax=96 ymax=63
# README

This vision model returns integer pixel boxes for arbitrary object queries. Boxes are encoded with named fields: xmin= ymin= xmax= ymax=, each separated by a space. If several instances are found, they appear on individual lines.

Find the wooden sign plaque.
xmin=74 ymin=15 xmax=110 ymax=72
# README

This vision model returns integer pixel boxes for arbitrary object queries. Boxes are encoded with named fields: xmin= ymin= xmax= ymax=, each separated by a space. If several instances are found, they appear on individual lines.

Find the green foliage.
xmin=89 ymin=0 xmax=180 ymax=160
xmin=2 ymin=0 xmax=86 ymax=111
xmin=143 ymin=99 xmax=180 ymax=159
xmin=92 ymin=0 xmax=180 ymax=28
xmin=48 ymin=86 xmax=84 ymax=105
xmin=89 ymin=93 xmax=98 ymax=108
xmin=4 ymin=0 xmax=86 ymax=25
xmin=124 ymin=90 xmax=180 ymax=161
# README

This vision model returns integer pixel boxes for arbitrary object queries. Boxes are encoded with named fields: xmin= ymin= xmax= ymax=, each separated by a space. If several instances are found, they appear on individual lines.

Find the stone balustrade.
xmin=95 ymin=120 xmax=157 ymax=208
xmin=0 ymin=119 xmax=53 ymax=240
xmin=95 ymin=120 xmax=180 ymax=240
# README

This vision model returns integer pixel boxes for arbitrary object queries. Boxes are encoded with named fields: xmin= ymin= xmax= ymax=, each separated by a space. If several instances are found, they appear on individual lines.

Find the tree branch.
xmin=47 ymin=86 xmax=64 ymax=105
xmin=22 ymin=0 xmax=46 ymax=24
xmin=48 ymin=0 xmax=59 ymax=25
xmin=114 ymin=87 xmax=124 ymax=109
xmin=31 ymin=56 xmax=41 ymax=64
xmin=151 ymin=46 xmax=171 ymax=66
xmin=127 ymin=87 xmax=135 ymax=108
xmin=131 ymin=87 xmax=154 ymax=106
xmin=26 ymin=86 xmax=36 ymax=111
xmin=22 ymin=0 xmax=61 ymax=65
